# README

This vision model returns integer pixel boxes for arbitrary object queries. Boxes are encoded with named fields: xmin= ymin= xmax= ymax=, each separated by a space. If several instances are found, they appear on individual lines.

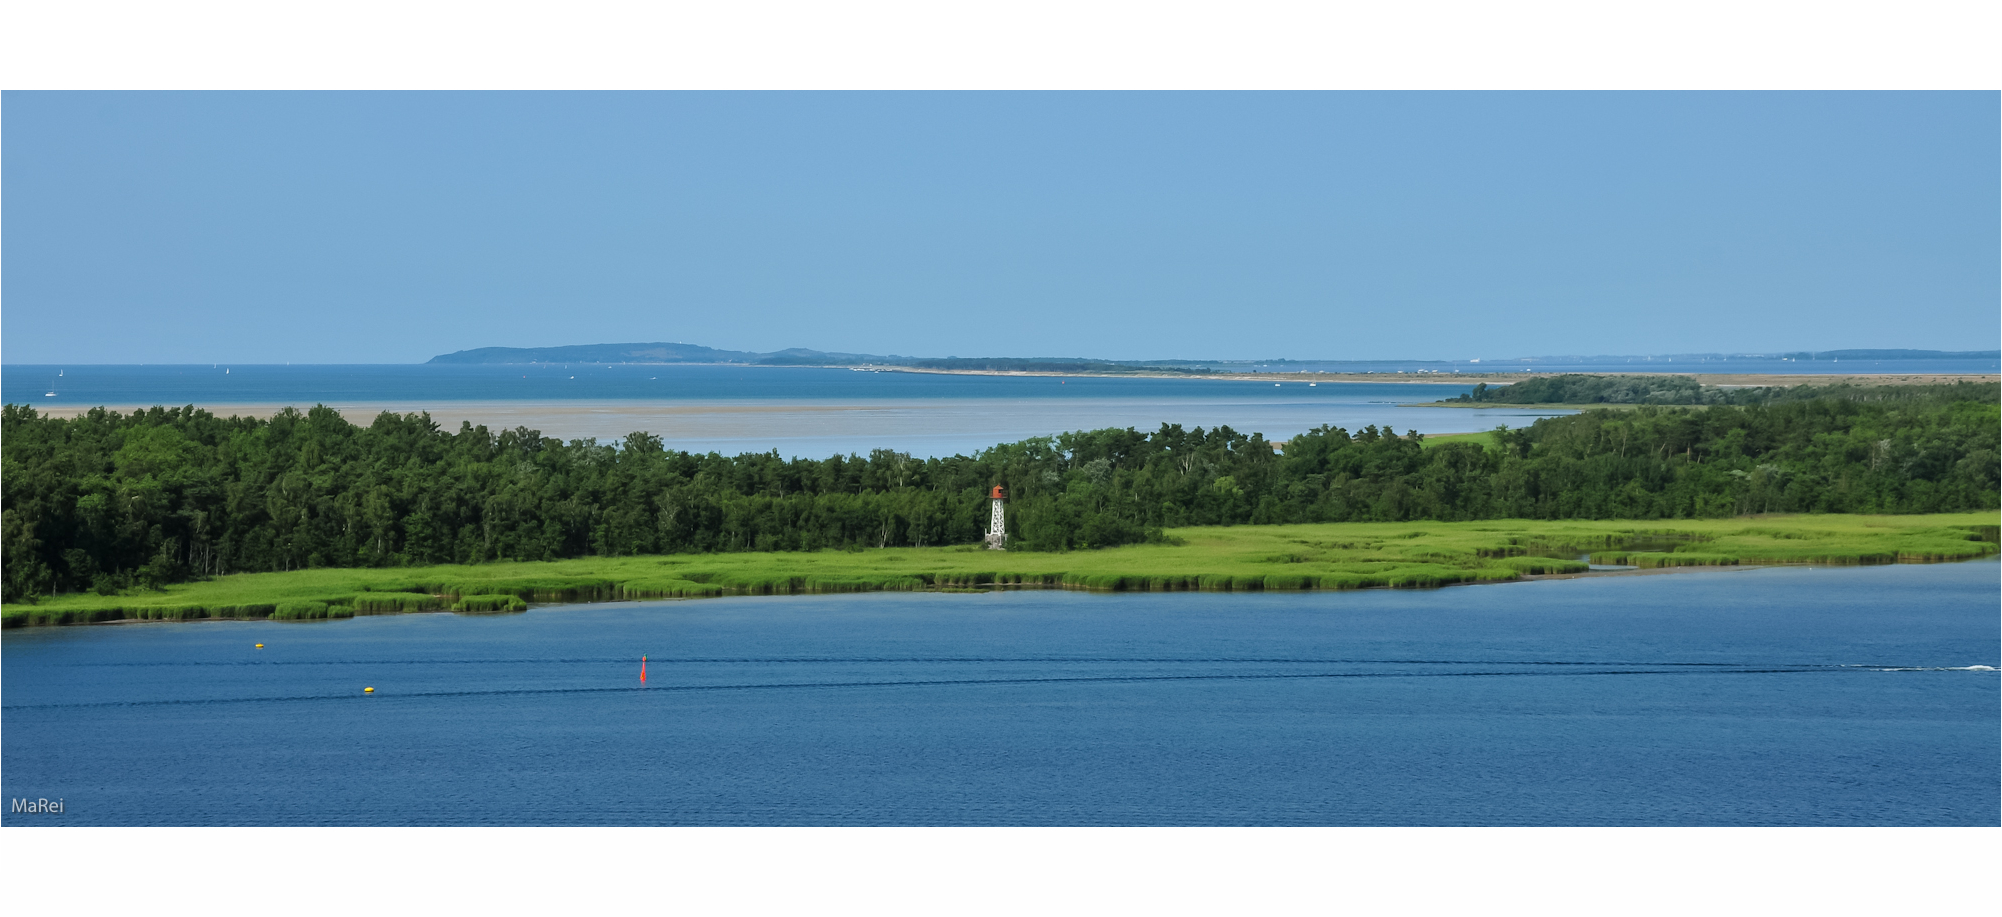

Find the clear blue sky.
xmin=3 ymin=91 xmax=1995 ymax=364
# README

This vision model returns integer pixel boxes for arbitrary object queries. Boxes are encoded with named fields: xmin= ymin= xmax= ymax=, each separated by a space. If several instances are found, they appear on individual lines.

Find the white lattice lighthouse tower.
xmin=984 ymin=485 xmax=1008 ymax=550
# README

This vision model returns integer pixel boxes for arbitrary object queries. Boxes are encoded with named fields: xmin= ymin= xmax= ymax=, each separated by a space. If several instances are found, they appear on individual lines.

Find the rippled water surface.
xmin=4 ymin=561 xmax=1996 ymax=825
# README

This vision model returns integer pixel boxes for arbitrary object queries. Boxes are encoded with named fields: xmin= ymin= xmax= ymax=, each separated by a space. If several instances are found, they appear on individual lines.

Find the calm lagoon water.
xmin=3 ymin=364 xmax=1573 ymax=457
xmin=15 ymin=359 xmax=1992 ymax=457
xmin=5 ymin=560 xmax=1995 ymax=826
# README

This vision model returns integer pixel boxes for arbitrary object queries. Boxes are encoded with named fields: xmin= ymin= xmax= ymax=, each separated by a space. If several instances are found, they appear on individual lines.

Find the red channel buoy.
xmin=640 ymin=655 xmax=647 ymax=684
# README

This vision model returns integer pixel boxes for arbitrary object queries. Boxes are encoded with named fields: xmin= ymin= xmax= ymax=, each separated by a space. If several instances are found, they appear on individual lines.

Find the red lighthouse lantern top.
xmin=990 ymin=486 xmax=1005 ymax=500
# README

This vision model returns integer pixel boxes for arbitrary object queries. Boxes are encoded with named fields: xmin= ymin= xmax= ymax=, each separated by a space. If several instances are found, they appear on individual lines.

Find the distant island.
xmin=428 ymin=342 xmax=2000 ymax=375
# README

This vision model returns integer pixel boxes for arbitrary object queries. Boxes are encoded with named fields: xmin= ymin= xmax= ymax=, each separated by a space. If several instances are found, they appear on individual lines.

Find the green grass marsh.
xmin=7 ymin=513 xmax=1993 ymax=628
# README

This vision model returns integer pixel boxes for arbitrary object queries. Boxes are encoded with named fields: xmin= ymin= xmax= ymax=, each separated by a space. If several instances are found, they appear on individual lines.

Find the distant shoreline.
xmin=861 ymin=366 xmax=2002 ymax=386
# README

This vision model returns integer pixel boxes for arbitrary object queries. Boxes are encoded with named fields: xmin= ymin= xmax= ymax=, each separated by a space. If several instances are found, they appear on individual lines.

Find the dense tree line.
xmin=1445 ymin=375 xmax=1999 ymax=407
xmin=3 ymin=392 xmax=1996 ymax=602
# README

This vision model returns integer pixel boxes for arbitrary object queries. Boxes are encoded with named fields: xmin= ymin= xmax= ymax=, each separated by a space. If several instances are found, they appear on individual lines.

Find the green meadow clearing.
xmin=1417 ymin=430 xmax=1499 ymax=449
xmin=5 ymin=513 xmax=1994 ymax=628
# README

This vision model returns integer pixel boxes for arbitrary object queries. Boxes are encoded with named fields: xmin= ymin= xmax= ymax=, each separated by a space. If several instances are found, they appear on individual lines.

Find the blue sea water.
xmin=4 ymin=560 xmax=1995 ymax=826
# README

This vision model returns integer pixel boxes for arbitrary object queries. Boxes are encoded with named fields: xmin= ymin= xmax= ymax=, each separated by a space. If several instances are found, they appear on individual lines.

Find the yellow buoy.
xmin=255 ymin=644 xmax=264 ymax=649
xmin=364 ymin=687 xmax=375 ymax=694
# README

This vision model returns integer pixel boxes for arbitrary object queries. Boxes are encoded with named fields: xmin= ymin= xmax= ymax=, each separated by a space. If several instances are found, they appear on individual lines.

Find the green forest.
xmin=4 ymin=384 xmax=1997 ymax=603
